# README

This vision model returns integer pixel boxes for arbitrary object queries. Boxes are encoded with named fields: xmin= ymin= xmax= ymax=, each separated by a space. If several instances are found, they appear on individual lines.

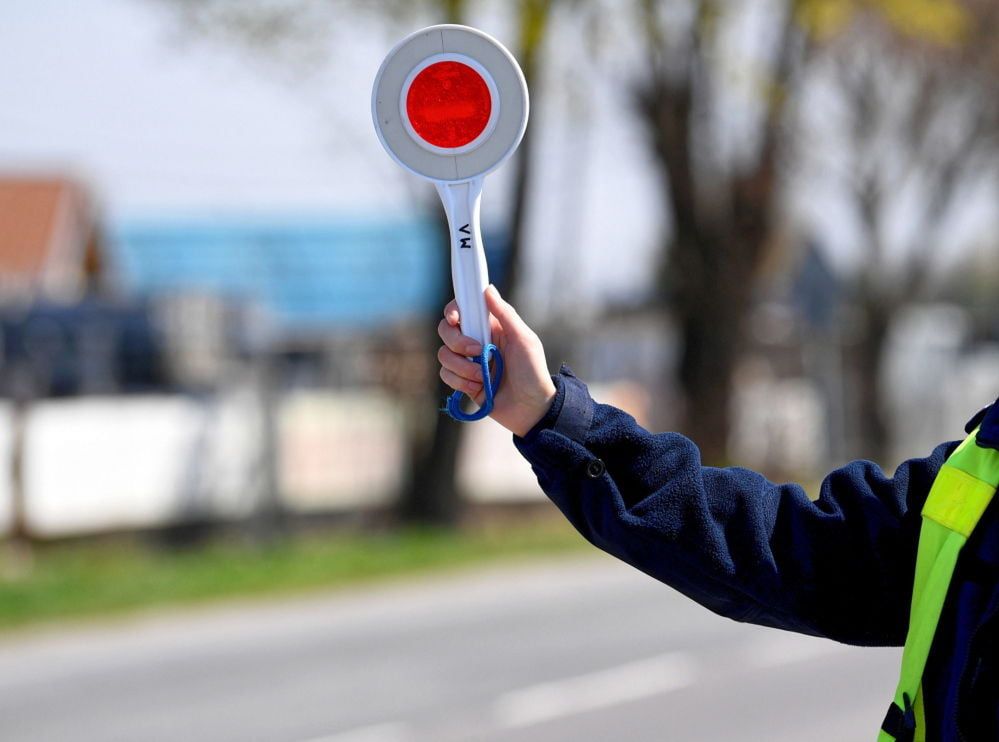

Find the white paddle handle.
xmin=436 ymin=178 xmax=491 ymax=349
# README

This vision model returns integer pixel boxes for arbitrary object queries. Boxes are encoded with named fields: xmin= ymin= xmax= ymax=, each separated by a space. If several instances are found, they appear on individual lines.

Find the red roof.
xmin=0 ymin=176 xmax=102 ymax=302
xmin=0 ymin=176 xmax=87 ymax=277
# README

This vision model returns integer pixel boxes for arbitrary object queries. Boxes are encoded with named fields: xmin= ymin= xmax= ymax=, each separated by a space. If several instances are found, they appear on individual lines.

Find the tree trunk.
xmin=399 ymin=397 xmax=464 ymax=525
xmin=398 ymin=201 xmax=465 ymax=526
xmin=499 ymin=0 xmax=549 ymax=301
xmin=674 ymin=289 xmax=745 ymax=464
xmin=4 ymin=366 xmax=35 ymax=575
xmin=396 ymin=0 xmax=469 ymax=527
xmin=852 ymin=298 xmax=891 ymax=465
xmin=669 ymin=228 xmax=756 ymax=464
xmin=631 ymin=4 xmax=795 ymax=466
xmin=9 ymin=399 xmax=30 ymax=546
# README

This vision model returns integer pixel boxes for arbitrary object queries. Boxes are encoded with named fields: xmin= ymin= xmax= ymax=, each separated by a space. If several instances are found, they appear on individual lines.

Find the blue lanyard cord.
xmin=443 ymin=343 xmax=504 ymax=422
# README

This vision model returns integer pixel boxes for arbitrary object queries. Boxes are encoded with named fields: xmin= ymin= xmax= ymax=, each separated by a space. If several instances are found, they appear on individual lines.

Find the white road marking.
xmin=299 ymin=722 xmax=410 ymax=742
xmin=293 ymin=631 xmax=861 ymax=739
xmin=492 ymin=651 xmax=699 ymax=729
xmin=743 ymin=632 xmax=853 ymax=669
xmin=490 ymin=633 xmax=856 ymax=730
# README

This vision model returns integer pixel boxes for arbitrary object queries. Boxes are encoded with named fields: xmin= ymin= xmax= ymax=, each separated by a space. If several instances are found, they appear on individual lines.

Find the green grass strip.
xmin=0 ymin=520 xmax=587 ymax=632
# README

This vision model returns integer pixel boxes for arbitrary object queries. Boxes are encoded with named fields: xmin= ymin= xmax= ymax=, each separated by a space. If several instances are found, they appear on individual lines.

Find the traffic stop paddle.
xmin=372 ymin=25 xmax=529 ymax=421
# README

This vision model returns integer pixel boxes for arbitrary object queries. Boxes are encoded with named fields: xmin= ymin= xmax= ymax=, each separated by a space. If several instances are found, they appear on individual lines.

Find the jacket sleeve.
xmin=513 ymin=365 xmax=957 ymax=647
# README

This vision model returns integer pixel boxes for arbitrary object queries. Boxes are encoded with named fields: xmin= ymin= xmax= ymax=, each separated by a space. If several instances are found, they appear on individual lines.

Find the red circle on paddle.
xmin=406 ymin=61 xmax=492 ymax=149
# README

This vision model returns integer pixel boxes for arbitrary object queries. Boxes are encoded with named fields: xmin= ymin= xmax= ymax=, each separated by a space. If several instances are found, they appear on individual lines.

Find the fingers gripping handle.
xmin=436 ymin=179 xmax=502 ymax=422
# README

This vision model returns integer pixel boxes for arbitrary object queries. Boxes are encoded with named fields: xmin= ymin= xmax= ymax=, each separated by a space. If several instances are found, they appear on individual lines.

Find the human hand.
xmin=437 ymin=285 xmax=557 ymax=437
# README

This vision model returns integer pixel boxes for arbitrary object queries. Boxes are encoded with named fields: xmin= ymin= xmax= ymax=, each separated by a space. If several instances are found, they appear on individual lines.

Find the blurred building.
xmin=111 ymin=218 xmax=511 ymax=332
xmin=0 ymin=180 xmax=533 ymax=538
xmin=0 ymin=175 xmax=105 ymax=304
xmin=110 ymin=217 xmax=508 ymax=390
xmin=0 ymin=175 xmax=172 ymax=398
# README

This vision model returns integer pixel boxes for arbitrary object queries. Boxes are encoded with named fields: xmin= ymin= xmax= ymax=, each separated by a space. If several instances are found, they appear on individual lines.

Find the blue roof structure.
xmin=110 ymin=217 xmax=507 ymax=330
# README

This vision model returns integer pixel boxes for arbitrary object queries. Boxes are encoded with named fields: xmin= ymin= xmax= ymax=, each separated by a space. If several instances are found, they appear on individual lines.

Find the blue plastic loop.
xmin=443 ymin=343 xmax=503 ymax=422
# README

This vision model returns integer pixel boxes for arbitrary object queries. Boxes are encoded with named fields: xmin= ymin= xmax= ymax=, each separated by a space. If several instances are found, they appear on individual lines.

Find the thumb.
xmin=484 ymin=284 xmax=525 ymax=333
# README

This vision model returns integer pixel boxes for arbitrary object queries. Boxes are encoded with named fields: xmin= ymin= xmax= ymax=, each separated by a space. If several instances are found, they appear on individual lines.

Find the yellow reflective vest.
xmin=879 ymin=427 xmax=999 ymax=741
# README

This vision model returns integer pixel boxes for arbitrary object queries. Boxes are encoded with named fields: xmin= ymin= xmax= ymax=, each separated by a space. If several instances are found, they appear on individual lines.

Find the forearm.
xmin=514 ymin=366 xmax=955 ymax=646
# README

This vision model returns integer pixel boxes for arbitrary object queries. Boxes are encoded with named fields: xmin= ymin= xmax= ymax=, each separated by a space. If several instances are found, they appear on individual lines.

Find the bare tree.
xmin=630 ymin=0 xmax=809 ymax=464
xmin=627 ymin=0 xmax=997 ymax=466
xmin=799 ymin=1 xmax=999 ymax=462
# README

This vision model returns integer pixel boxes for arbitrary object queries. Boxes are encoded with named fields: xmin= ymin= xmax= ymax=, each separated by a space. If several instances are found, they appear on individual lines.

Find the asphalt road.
xmin=0 ymin=554 xmax=901 ymax=741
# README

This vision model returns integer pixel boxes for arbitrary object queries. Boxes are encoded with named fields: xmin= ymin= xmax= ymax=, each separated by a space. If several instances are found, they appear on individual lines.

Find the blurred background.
xmin=0 ymin=0 xmax=996 ymax=740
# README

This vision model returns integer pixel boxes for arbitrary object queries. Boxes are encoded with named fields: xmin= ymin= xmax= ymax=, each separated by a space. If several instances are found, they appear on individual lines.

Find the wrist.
xmin=509 ymin=379 xmax=557 ymax=438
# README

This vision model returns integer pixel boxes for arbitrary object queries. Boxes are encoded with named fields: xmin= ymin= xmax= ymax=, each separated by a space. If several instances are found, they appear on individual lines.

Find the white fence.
xmin=2 ymin=338 xmax=996 ymax=539
xmin=0 ymin=389 xmax=550 ymax=538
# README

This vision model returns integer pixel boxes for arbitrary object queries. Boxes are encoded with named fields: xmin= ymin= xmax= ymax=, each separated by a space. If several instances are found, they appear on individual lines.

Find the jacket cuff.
xmin=515 ymin=364 xmax=594 ymax=446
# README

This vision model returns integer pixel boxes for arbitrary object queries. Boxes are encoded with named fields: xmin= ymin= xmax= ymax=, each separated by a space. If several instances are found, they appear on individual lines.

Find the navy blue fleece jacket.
xmin=513 ymin=366 xmax=999 ymax=740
